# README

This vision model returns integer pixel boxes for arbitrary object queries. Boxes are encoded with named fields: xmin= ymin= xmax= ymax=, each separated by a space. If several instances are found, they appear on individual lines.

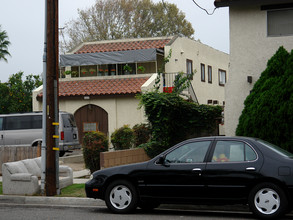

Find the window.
xmin=164 ymin=141 xmax=211 ymax=164
xmin=219 ymin=69 xmax=226 ymax=86
xmin=267 ymin=9 xmax=293 ymax=36
xmin=81 ymin=65 xmax=98 ymax=77
xmin=62 ymin=114 xmax=77 ymax=128
xmin=201 ymin=63 xmax=205 ymax=82
xmin=0 ymin=118 xmax=3 ymax=130
xmin=186 ymin=59 xmax=193 ymax=76
xmin=208 ymin=65 xmax=212 ymax=83
xmin=5 ymin=116 xmax=42 ymax=130
xmin=83 ymin=122 xmax=98 ymax=132
xmin=212 ymin=141 xmax=257 ymax=162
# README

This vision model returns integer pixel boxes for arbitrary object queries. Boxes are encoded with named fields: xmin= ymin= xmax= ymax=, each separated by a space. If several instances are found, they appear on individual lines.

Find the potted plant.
xmin=72 ymin=71 xmax=78 ymax=77
xmin=64 ymin=70 xmax=72 ymax=78
xmin=89 ymin=68 xmax=96 ymax=75
xmin=137 ymin=65 xmax=145 ymax=74
xmin=81 ymin=68 xmax=87 ymax=75
xmin=123 ymin=64 xmax=132 ymax=74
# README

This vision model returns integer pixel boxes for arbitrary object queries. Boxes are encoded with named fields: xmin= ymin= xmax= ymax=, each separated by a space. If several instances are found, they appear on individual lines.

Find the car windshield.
xmin=257 ymin=140 xmax=293 ymax=158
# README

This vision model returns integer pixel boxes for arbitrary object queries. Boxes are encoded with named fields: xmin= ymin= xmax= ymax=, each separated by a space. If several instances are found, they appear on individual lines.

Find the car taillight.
xmin=61 ymin=131 xmax=64 ymax=140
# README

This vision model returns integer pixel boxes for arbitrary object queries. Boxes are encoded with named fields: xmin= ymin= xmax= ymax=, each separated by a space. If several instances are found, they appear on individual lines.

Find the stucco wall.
xmin=33 ymin=90 xmax=146 ymax=138
xmin=225 ymin=6 xmax=293 ymax=136
xmin=165 ymin=37 xmax=229 ymax=105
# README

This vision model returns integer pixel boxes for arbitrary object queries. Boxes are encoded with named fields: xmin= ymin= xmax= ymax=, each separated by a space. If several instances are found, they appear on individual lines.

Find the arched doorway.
xmin=74 ymin=104 xmax=108 ymax=144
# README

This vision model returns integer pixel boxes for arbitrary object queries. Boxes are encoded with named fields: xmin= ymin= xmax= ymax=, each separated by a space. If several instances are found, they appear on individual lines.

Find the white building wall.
xmin=33 ymin=92 xmax=146 ymax=137
xmin=225 ymin=6 xmax=293 ymax=136
xmin=165 ymin=37 xmax=229 ymax=105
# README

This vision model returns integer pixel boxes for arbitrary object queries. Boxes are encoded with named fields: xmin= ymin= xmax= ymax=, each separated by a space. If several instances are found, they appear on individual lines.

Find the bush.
xmin=133 ymin=123 xmax=151 ymax=147
xmin=137 ymin=92 xmax=222 ymax=158
xmin=236 ymin=46 xmax=293 ymax=152
xmin=82 ymin=131 xmax=108 ymax=173
xmin=111 ymin=125 xmax=134 ymax=150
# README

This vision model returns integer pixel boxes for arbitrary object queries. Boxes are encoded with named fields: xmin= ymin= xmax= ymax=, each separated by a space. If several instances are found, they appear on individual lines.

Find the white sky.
xmin=0 ymin=0 xmax=229 ymax=82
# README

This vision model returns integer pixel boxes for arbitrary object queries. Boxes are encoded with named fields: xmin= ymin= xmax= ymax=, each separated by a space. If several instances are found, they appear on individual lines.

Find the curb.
xmin=0 ymin=195 xmax=105 ymax=207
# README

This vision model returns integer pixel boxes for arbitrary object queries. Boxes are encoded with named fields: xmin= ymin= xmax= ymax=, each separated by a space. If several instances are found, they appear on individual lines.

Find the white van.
xmin=0 ymin=111 xmax=80 ymax=156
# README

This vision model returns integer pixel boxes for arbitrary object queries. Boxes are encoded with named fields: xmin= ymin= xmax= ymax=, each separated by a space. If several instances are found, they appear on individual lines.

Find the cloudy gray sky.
xmin=0 ymin=0 xmax=229 ymax=82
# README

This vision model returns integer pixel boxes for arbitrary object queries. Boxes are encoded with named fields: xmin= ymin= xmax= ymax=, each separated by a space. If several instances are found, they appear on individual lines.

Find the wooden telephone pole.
xmin=45 ymin=0 xmax=59 ymax=196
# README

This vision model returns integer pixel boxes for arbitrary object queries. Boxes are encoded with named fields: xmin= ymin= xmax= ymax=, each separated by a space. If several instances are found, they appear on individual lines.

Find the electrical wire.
xmin=191 ymin=0 xmax=217 ymax=15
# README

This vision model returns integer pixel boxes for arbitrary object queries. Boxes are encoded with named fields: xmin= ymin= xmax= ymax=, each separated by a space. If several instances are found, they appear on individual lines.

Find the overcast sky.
xmin=0 ymin=0 xmax=229 ymax=82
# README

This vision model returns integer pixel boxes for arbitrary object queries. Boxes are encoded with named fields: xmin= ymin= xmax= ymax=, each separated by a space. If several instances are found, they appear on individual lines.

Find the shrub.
xmin=133 ymin=123 xmax=151 ymax=147
xmin=236 ymin=46 xmax=293 ymax=152
xmin=111 ymin=125 xmax=134 ymax=150
xmin=137 ymin=92 xmax=222 ymax=158
xmin=82 ymin=131 xmax=108 ymax=173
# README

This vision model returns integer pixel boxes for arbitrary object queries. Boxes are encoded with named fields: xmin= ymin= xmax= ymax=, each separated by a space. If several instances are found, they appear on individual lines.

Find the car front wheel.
xmin=248 ymin=182 xmax=288 ymax=219
xmin=105 ymin=180 xmax=138 ymax=214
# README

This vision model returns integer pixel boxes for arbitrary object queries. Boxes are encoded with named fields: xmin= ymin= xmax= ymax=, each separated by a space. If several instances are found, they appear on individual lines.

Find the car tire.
xmin=105 ymin=180 xmax=138 ymax=214
xmin=59 ymin=151 xmax=65 ymax=157
xmin=248 ymin=182 xmax=288 ymax=219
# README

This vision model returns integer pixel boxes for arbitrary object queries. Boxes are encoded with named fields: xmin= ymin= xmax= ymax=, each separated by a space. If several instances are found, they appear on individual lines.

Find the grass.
xmin=0 ymin=182 xmax=86 ymax=197
xmin=57 ymin=184 xmax=86 ymax=197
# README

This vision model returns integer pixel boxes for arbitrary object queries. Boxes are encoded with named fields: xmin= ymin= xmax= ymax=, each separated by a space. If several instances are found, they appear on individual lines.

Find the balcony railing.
xmin=162 ymin=72 xmax=198 ymax=104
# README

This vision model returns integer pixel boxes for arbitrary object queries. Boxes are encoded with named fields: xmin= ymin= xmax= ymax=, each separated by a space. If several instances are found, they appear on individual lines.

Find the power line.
xmin=191 ymin=0 xmax=217 ymax=15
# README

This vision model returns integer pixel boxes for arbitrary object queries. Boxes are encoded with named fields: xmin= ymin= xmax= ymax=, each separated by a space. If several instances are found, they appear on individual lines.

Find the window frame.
xmin=267 ymin=8 xmax=293 ymax=37
xmin=218 ymin=69 xmax=226 ymax=86
xmin=186 ymin=59 xmax=193 ymax=79
xmin=208 ymin=65 xmax=212 ymax=84
xmin=201 ymin=63 xmax=205 ymax=82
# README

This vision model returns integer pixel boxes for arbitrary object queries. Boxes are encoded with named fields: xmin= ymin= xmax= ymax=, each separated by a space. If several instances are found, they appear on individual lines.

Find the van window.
xmin=0 ymin=117 xmax=3 ymax=130
xmin=5 ymin=115 xmax=42 ymax=130
xmin=62 ymin=114 xmax=77 ymax=128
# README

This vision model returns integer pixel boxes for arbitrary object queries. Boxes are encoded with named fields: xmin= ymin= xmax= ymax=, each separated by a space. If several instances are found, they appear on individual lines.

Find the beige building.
xmin=33 ymin=36 xmax=229 ymax=141
xmin=215 ymin=0 xmax=293 ymax=136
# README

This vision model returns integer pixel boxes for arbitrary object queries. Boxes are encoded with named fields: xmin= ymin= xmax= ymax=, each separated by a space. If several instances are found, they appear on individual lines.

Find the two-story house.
xmin=33 ymin=36 xmax=229 ymax=141
xmin=215 ymin=0 xmax=293 ymax=136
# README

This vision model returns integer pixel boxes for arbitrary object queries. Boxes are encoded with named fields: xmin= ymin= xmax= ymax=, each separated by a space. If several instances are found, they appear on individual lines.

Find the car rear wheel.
xmin=105 ymin=180 xmax=138 ymax=214
xmin=248 ymin=182 xmax=288 ymax=219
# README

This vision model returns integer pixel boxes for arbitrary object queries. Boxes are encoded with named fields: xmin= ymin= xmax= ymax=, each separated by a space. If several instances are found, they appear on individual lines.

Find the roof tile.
xmin=75 ymin=39 xmax=171 ymax=54
xmin=41 ymin=77 xmax=150 ymax=98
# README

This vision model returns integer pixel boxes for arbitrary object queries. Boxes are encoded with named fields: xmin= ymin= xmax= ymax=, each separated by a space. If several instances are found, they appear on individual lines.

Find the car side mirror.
xmin=156 ymin=155 xmax=165 ymax=165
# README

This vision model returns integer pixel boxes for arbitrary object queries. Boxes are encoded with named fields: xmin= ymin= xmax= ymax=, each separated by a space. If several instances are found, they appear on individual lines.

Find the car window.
xmin=212 ymin=141 xmax=257 ymax=162
xmin=62 ymin=114 xmax=77 ymax=128
xmin=165 ymin=141 xmax=211 ymax=164
xmin=5 ymin=115 xmax=42 ymax=130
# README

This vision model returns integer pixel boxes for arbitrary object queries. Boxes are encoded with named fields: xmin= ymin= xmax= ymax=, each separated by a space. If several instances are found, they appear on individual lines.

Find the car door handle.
xmin=246 ymin=167 xmax=256 ymax=171
xmin=192 ymin=168 xmax=202 ymax=176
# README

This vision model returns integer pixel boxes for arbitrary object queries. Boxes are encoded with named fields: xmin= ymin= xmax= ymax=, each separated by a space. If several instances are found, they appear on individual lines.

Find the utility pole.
xmin=46 ymin=0 xmax=59 ymax=196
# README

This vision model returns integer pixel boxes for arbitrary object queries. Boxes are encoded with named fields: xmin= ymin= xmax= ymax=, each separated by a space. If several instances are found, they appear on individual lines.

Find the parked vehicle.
xmin=0 ymin=111 xmax=80 ymax=157
xmin=85 ymin=136 xmax=293 ymax=219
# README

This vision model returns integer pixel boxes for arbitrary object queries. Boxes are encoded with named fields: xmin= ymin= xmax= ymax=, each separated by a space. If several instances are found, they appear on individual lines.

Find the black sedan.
xmin=85 ymin=136 xmax=293 ymax=219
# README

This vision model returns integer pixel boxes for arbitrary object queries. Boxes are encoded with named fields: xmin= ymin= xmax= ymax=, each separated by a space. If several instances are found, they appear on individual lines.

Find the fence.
xmin=100 ymin=148 xmax=150 ymax=169
xmin=0 ymin=146 xmax=40 ymax=175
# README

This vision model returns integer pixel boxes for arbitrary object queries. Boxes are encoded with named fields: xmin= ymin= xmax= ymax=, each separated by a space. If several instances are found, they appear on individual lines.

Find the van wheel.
xmin=59 ymin=151 xmax=66 ymax=157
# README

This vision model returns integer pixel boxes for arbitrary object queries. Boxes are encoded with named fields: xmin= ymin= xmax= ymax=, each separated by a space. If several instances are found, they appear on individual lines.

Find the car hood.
xmin=92 ymin=161 xmax=149 ymax=178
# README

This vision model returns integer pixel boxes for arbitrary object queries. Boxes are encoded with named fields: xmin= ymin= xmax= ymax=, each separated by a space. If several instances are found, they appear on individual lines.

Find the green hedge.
xmin=236 ymin=46 xmax=293 ymax=152
xmin=138 ymin=92 xmax=222 ymax=157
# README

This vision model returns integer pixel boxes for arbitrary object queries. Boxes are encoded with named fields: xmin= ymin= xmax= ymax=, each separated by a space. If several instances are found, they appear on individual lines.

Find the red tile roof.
xmin=75 ymin=38 xmax=172 ymax=54
xmin=53 ymin=77 xmax=149 ymax=97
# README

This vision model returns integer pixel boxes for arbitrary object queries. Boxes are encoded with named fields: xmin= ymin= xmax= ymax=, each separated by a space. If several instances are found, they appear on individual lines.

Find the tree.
xmin=236 ymin=47 xmax=293 ymax=152
xmin=0 ymin=25 xmax=11 ymax=62
xmin=62 ymin=0 xmax=194 ymax=52
xmin=0 ymin=72 xmax=42 ymax=114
